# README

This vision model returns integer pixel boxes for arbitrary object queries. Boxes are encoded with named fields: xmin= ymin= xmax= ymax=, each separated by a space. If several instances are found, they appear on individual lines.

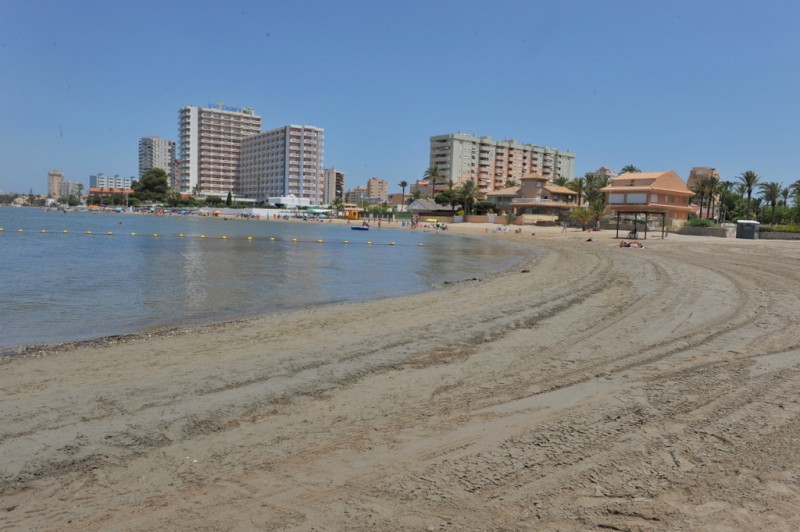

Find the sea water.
xmin=0 ymin=208 xmax=531 ymax=352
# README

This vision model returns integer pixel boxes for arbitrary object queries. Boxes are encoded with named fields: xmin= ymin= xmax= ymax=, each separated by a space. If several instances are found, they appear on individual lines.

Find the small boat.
xmin=351 ymin=225 xmax=369 ymax=231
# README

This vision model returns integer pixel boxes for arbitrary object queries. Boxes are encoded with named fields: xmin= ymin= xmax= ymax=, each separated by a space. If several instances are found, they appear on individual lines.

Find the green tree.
xmin=737 ymin=170 xmax=760 ymax=216
xmin=759 ymin=181 xmax=782 ymax=226
xmin=423 ymin=166 xmax=442 ymax=195
xmin=434 ymin=188 xmax=460 ymax=214
xmin=552 ymin=176 xmax=569 ymax=187
xmin=569 ymin=206 xmax=594 ymax=229
xmin=456 ymin=180 xmax=484 ymax=215
xmin=398 ymin=180 xmax=408 ymax=210
xmin=133 ymin=168 xmax=170 ymax=202
xmin=792 ymin=180 xmax=800 ymax=208
xmin=473 ymin=200 xmax=496 ymax=215
xmin=226 ymin=191 xmax=233 ymax=207
xmin=620 ymin=164 xmax=641 ymax=174
xmin=780 ymin=187 xmax=790 ymax=207
xmin=166 ymin=189 xmax=182 ymax=207
xmin=505 ymin=179 xmax=519 ymax=188
xmin=566 ymin=177 xmax=587 ymax=205
xmin=332 ymin=196 xmax=344 ymax=217
xmin=705 ymin=175 xmax=721 ymax=219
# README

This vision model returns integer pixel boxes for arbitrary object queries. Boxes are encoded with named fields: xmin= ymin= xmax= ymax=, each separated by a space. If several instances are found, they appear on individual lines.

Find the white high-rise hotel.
xmin=176 ymin=104 xmax=262 ymax=196
xmin=239 ymin=125 xmax=325 ymax=203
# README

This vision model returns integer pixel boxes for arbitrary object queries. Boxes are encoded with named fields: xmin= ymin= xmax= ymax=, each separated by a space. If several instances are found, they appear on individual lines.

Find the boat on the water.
xmin=351 ymin=221 xmax=370 ymax=231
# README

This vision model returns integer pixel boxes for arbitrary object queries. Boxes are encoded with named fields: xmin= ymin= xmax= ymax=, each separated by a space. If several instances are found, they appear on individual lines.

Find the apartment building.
xmin=175 ymin=104 xmax=262 ymax=196
xmin=429 ymin=133 xmax=575 ymax=193
xmin=139 ymin=136 xmax=176 ymax=181
xmin=238 ymin=125 xmax=325 ymax=204
xmin=346 ymin=185 xmax=367 ymax=204
xmin=90 ymin=174 xmax=133 ymax=190
xmin=58 ymin=180 xmax=82 ymax=197
xmin=687 ymin=167 xmax=720 ymax=190
xmin=323 ymin=167 xmax=345 ymax=205
xmin=366 ymin=177 xmax=389 ymax=202
xmin=47 ymin=169 xmax=64 ymax=197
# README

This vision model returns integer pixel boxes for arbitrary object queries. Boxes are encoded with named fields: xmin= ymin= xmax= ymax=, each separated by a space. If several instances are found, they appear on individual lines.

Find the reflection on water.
xmin=0 ymin=208 xmax=533 ymax=350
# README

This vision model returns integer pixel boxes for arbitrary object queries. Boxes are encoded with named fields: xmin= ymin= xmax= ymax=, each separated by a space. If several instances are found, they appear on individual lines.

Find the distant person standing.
xmin=561 ymin=221 xmax=567 ymax=233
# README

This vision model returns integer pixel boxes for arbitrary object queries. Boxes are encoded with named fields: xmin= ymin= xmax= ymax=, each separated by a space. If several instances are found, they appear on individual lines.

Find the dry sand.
xmin=2 ymin=225 xmax=800 ymax=530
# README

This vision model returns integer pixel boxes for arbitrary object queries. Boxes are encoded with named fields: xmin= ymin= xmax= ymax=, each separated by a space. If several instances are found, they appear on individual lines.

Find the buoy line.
xmin=0 ymin=228 xmax=425 ymax=247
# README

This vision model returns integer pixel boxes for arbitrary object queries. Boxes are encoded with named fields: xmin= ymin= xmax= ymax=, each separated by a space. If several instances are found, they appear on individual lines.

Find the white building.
xmin=429 ymin=133 xmax=575 ymax=193
xmin=90 ymin=174 xmax=133 ymax=190
xmin=239 ymin=125 xmax=325 ymax=204
xmin=139 ymin=136 xmax=176 ymax=181
xmin=58 ymin=180 xmax=82 ymax=197
xmin=176 ymin=104 xmax=262 ymax=196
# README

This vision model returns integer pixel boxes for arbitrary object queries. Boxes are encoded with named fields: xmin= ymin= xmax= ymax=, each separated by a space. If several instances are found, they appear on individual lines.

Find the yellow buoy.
xmin=130 ymin=232 xmax=136 ymax=236
xmin=200 ymin=234 xmax=206 ymax=238
xmin=367 ymin=241 xmax=373 ymax=245
xmin=0 ymin=228 xmax=4 ymax=232
xmin=178 ymin=233 xmax=185 ymax=238
xmin=292 ymin=238 xmax=298 ymax=242
xmin=152 ymin=233 xmax=158 ymax=237
xmin=343 ymin=240 xmax=349 ymax=244
xmin=247 ymin=236 xmax=253 ymax=240
xmin=418 ymin=243 xmax=424 ymax=246
xmin=269 ymin=237 xmax=276 ymax=241
xmin=63 ymin=230 xmax=68 ymax=234
xmin=41 ymin=229 xmax=47 ymax=233
xmin=316 ymin=239 xmax=324 ymax=243
xmin=107 ymin=232 xmax=113 ymax=236
xmin=85 ymin=231 xmax=92 ymax=235
xmin=221 ymin=235 xmax=228 ymax=239
xmin=18 ymin=229 xmax=24 ymax=232
xmin=389 ymin=242 xmax=396 ymax=246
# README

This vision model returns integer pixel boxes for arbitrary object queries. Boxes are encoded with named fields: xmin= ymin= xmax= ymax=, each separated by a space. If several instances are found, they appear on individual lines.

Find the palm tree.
xmin=792 ymin=180 xmax=800 ymax=207
xmin=552 ymin=176 xmax=569 ymax=187
xmin=423 ymin=166 xmax=442 ymax=195
xmin=780 ymin=187 xmax=790 ymax=207
xmin=398 ymin=180 xmax=408 ymax=211
xmin=332 ymin=196 xmax=344 ymax=217
xmin=759 ymin=181 xmax=782 ymax=226
xmin=457 ymin=180 xmax=485 ymax=216
xmin=703 ymin=175 xmax=721 ymax=219
xmin=620 ymin=164 xmax=641 ymax=174
xmin=737 ymin=170 xmax=760 ymax=215
xmin=691 ymin=182 xmax=706 ymax=218
xmin=505 ymin=179 xmax=519 ymax=188
xmin=566 ymin=177 xmax=587 ymax=205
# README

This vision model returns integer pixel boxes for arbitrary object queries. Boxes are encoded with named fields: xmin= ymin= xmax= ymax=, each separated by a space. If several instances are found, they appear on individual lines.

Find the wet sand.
xmin=2 ymin=226 xmax=800 ymax=530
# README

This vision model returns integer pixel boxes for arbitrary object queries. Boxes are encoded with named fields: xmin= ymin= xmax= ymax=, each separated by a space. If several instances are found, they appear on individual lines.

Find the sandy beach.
xmin=2 ymin=225 xmax=800 ymax=530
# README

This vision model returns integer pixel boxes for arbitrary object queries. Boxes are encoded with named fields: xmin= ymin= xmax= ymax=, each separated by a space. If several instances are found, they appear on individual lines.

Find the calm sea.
xmin=0 ymin=207 xmax=532 ymax=352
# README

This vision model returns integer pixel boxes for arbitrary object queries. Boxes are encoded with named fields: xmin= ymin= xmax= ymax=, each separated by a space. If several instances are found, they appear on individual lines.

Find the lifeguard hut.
xmin=344 ymin=208 xmax=361 ymax=220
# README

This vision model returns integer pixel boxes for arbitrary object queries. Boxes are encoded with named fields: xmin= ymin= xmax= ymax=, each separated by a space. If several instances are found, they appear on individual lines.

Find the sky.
xmin=1 ymin=0 xmax=798 ymax=195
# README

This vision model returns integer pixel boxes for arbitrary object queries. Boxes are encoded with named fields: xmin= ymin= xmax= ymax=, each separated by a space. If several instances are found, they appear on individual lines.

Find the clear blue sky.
xmin=1 ymin=0 xmax=798 ymax=195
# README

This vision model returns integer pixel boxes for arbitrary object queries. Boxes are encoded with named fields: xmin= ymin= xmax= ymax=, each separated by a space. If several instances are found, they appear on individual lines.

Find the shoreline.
xmin=3 ymin=228 xmax=800 ymax=529
xmin=0 ymin=218 xmax=534 ymax=358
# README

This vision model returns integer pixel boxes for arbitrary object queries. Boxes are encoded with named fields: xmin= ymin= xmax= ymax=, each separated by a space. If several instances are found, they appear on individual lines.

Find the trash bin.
xmin=736 ymin=220 xmax=760 ymax=239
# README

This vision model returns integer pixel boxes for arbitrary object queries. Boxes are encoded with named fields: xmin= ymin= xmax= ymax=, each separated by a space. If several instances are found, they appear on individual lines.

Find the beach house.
xmin=600 ymin=171 xmax=693 ymax=224
xmin=486 ymin=174 xmax=579 ymax=223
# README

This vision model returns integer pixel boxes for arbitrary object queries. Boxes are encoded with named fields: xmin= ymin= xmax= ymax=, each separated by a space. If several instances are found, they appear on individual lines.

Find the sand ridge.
xmin=2 ymin=226 xmax=800 ymax=530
